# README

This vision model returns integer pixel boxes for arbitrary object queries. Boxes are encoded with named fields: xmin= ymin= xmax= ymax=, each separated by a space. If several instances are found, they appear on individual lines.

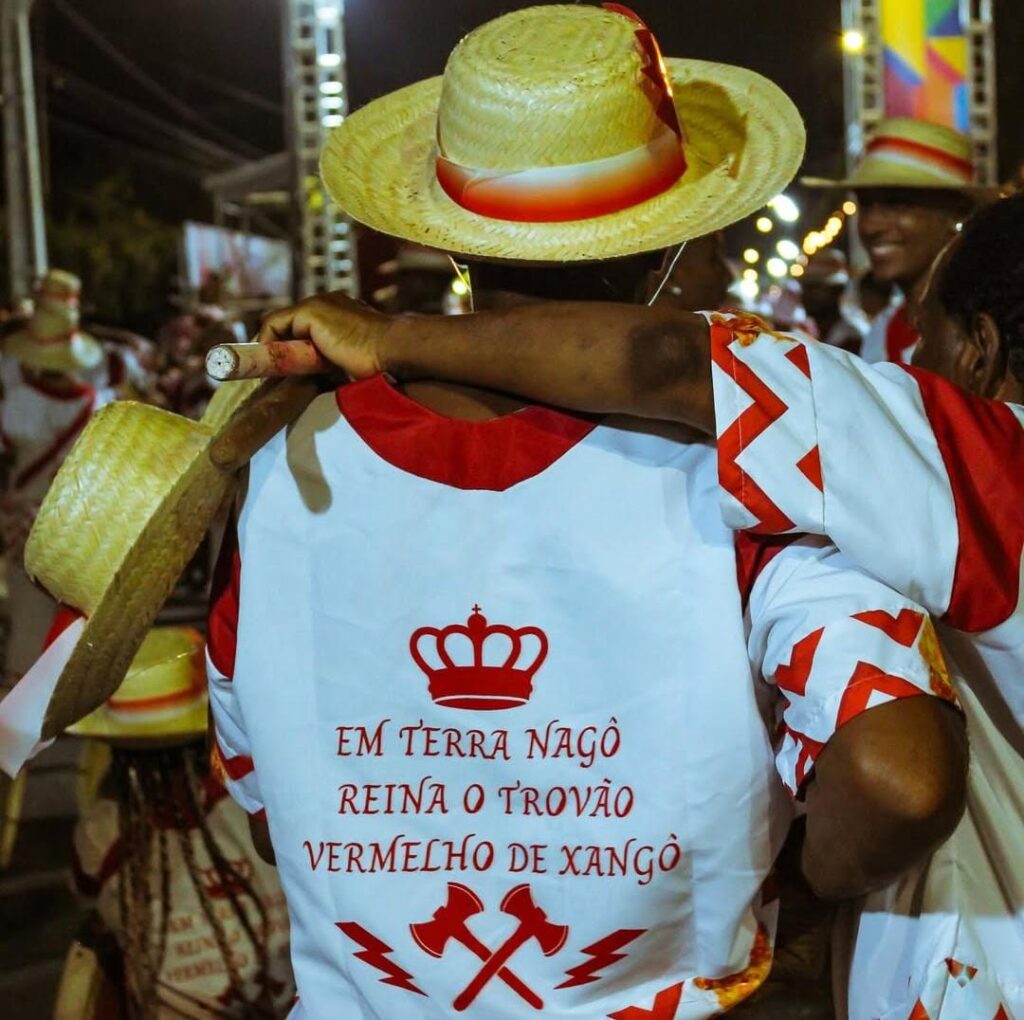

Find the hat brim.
xmin=321 ymin=58 xmax=806 ymax=262
xmin=66 ymin=696 xmax=208 ymax=745
xmin=5 ymin=331 xmax=105 ymax=374
xmin=801 ymin=172 xmax=992 ymax=196
xmin=23 ymin=377 xmax=321 ymax=739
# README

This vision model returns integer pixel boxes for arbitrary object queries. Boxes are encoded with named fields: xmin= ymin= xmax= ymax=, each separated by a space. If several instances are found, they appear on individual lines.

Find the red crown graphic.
xmin=410 ymin=606 xmax=548 ymax=711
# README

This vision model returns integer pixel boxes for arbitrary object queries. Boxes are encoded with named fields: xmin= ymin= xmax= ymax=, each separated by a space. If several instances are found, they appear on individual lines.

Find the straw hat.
xmin=803 ymin=117 xmax=982 ymax=192
xmin=4 ymin=270 xmax=104 ymax=374
xmin=67 ymin=627 xmax=207 ymax=745
xmin=19 ymin=375 xmax=321 ymax=739
xmin=321 ymin=4 xmax=805 ymax=262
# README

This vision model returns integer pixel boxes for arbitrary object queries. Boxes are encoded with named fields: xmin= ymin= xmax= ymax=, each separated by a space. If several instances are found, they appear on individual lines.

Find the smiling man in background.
xmin=804 ymin=117 xmax=978 ymax=364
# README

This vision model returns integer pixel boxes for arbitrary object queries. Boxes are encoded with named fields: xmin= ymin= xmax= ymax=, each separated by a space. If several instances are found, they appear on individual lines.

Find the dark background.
xmin=13 ymin=0 xmax=1024 ymax=326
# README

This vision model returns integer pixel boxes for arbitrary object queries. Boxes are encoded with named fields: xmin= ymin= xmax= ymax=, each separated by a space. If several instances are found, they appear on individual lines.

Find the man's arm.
xmin=746 ymin=536 xmax=967 ymax=899
xmin=256 ymin=293 xmax=716 ymax=431
xmin=801 ymin=695 xmax=966 ymax=899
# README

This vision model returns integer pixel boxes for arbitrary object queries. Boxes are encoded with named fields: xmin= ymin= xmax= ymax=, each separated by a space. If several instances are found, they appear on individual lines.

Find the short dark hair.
xmin=937 ymin=193 xmax=1024 ymax=382
xmin=469 ymin=250 xmax=665 ymax=304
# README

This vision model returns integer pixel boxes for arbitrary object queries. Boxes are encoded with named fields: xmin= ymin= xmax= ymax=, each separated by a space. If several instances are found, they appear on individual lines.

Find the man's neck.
xmin=398 ymin=379 xmax=528 ymax=421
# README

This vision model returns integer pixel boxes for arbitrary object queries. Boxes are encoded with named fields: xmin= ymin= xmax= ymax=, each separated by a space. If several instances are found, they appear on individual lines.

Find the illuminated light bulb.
xmin=843 ymin=200 xmax=857 ymax=215
xmin=451 ymin=277 xmax=469 ymax=297
xmin=769 ymin=194 xmax=800 ymax=223
xmin=842 ymin=29 xmax=866 ymax=53
xmin=776 ymin=239 xmax=800 ymax=261
xmin=743 ymin=248 xmax=759 ymax=264
xmin=827 ymin=216 xmax=843 ymax=233
xmin=318 ymin=53 xmax=342 ymax=68
xmin=756 ymin=216 xmax=773 ymax=233
xmin=322 ymin=114 xmax=344 ymax=128
xmin=766 ymin=257 xmax=787 ymax=278
xmin=802 ymin=238 xmax=817 ymax=255
xmin=316 ymin=5 xmax=340 ymax=22
xmin=739 ymin=278 xmax=759 ymax=301
xmin=320 ymin=81 xmax=344 ymax=95
xmin=742 ymin=268 xmax=758 ymax=282
xmin=790 ymin=264 xmax=805 ymax=278
xmin=321 ymin=96 xmax=344 ymax=110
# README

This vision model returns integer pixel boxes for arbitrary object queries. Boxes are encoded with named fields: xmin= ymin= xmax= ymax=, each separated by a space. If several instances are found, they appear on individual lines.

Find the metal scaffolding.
xmin=2 ymin=0 xmax=47 ymax=301
xmin=282 ymin=0 xmax=358 ymax=301
xmin=841 ymin=0 xmax=998 ymax=185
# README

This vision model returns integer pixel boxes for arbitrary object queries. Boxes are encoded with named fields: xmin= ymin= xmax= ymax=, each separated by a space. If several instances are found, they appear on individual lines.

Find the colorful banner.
xmin=882 ymin=0 xmax=968 ymax=131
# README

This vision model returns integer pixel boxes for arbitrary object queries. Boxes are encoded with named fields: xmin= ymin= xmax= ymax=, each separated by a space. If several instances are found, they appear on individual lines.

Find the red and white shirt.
xmin=710 ymin=316 xmax=1024 ymax=1020
xmin=208 ymin=375 xmax=948 ymax=1019
xmin=860 ymin=301 xmax=918 ymax=365
xmin=72 ymin=775 xmax=295 ymax=1018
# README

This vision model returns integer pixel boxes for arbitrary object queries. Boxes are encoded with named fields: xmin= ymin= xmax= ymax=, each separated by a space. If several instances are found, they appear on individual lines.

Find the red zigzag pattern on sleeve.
xmin=710 ymin=323 xmax=795 ymax=534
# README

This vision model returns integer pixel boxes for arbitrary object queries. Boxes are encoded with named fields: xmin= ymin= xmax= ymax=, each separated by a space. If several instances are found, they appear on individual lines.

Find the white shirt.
xmin=709 ymin=314 xmax=1024 ymax=1019
xmin=208 ymin=376 xmax=947 ymax=1019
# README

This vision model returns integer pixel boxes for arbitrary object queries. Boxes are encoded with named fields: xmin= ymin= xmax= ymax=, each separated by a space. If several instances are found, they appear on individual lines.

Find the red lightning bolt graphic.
xmin=336 ymin=922 xmax=426 ymax=996
xmin=557 ymin=929 xmax=646 ymax=989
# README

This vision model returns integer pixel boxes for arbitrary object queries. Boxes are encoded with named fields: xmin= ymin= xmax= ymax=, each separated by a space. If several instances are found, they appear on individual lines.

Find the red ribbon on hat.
xmin=435 ymin=4 xmax=686 ymax=224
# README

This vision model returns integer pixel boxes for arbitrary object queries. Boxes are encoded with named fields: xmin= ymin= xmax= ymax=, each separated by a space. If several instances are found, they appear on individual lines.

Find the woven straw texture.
xmin=320 ymin=5 xmax=805 ymax=261
xmin=21 ymin=378 xmax=308 ymax=738
xmin=25 ymin=403 xmax=225 ymax=736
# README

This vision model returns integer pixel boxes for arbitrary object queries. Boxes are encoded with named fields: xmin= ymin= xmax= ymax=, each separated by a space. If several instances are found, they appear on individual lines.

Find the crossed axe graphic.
xmin=410 ymin=882 xmax=568 ymax=1012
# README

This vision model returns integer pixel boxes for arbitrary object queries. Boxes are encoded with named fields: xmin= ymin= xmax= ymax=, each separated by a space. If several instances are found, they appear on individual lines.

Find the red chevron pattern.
xmin=853 ymin=608 xmax=925 ymax=647
xmin=774 ymin=627 xmax=825 ymax=697
xmin=796 ymin=446 xmax=823 ymax=490
xmin=710 ymin=322 xmax=795 ymax=534
xmin=608 ymin=981 xmax=684 ymax=1019
xmin=781 ymin=723 xmax=826 ymax=791
xmin=837 ymin=662 xmax=926 ymax=727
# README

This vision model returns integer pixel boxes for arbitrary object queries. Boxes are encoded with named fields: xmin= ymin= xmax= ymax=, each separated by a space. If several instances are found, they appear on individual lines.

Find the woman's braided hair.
xmin=110 ymin=742 xmax=275 ymax=1018
xmin=937 ymin=192 xmax=1024 ymax=383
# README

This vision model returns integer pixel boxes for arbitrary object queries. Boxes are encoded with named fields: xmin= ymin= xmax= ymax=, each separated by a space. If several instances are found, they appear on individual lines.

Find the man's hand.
xmin=256 ymin=291 xmax=389 ymax=381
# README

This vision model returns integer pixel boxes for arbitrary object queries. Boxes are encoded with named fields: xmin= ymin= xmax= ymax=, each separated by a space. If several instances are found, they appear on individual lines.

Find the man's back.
xmin=209 ymin=376 xmax=952 ymax=1018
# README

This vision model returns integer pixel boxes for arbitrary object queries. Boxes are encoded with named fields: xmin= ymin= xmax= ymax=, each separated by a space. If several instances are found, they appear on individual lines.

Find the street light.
xmin=769 ymin=194 xmax=800 ymax=223
xmin=842 ymin=29 xmax=866 ymax=54
xmin=776 ymin=239 xmax=800 ymax=261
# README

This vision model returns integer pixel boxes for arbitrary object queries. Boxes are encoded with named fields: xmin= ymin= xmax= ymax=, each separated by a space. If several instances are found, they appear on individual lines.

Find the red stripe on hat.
xmin=436 ymin=128 xmax=685 ymax=224
xmin=867 ymin=135 xmax=974 ymax=181
xmin=107 ymin=679 xmax=204 ymax=713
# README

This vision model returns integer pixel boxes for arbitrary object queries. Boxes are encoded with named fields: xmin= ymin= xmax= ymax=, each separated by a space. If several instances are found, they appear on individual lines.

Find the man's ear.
xmin=966 ymin=312 xmax=1005 ymax=398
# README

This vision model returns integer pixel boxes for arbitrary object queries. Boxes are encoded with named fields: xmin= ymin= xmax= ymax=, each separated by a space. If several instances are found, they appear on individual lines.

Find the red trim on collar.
xmin=335 ymin=374 xmax=596 ymax=491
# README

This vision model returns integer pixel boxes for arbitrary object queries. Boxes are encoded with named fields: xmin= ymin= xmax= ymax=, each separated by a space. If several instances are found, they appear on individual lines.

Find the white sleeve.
xmin=746 ymin=535 xmax=959 ymax=796
xmin=709 ymin=316 xmax=1024 ymax=631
